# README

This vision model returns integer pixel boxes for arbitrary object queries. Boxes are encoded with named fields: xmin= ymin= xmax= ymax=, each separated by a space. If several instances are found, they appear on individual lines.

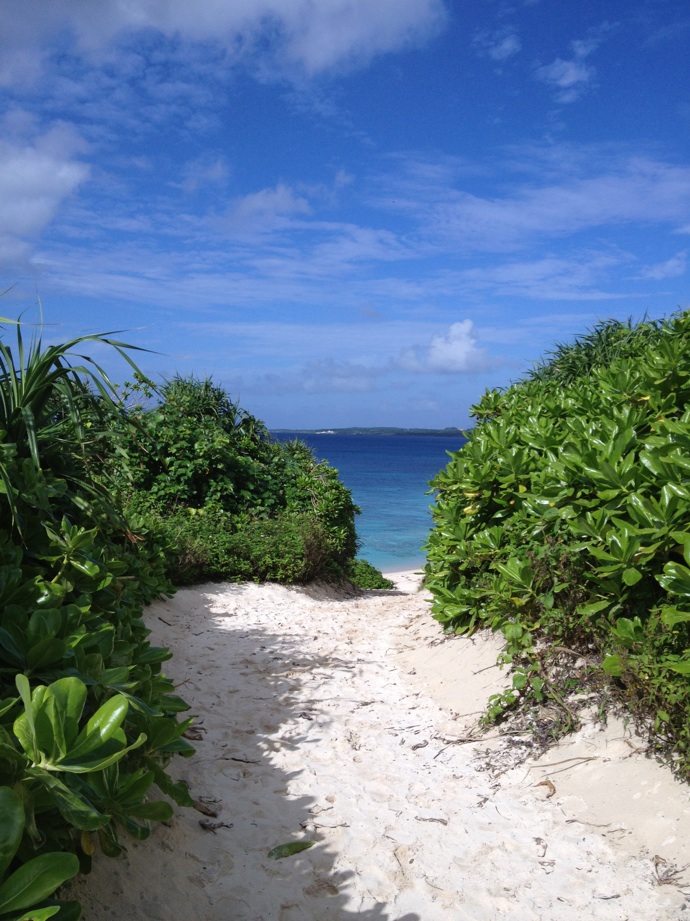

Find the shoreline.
xmin=72 ymin=574 xmax=690 ymax=920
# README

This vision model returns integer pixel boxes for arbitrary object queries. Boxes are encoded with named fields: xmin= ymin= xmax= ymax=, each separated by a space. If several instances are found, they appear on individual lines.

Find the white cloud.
xmin=178 ymin=156 xmax=231 ymax=194
xmin=384 ymin=153 xmax=690 ymax=252
xmin=638 ymin=250 xmax=687 ymax=280
xmin=536 ymin=58 xmax=595 ymax=103
xmin=0 ymin=119 xmax=89 ymax=267
xmin=474 ymin=28 xmax=521 ymax=63
xmin=396 ymin=321 xmax=494 ymax=373
xmin=0 ymin=0 xmax=447 ymax=85
xmin=535 ymin=28 xmax=610 ymax=103
xmin=455 ymin=253 xmax=630 ymax=301
xmin=222 ymin=183 xmax=311 ymax=235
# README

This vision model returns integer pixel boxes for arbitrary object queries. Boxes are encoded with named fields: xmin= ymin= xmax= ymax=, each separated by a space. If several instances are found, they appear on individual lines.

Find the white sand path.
xmin=73 ymin=573 xmax=690 ymax=920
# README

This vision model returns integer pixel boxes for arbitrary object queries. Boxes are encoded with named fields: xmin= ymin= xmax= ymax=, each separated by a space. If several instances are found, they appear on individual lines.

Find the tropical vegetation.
xmin=425 ymin=311 xmax=690 ymax=777
xmin=112 ymin=373 xmax=361 ymax=586
xmin=0 ymin=315 xmax=369 ymax=918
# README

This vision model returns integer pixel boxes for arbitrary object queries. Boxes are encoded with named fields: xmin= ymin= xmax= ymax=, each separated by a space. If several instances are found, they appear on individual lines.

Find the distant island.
xmin=272 ymin=426 xmax=467 ymax=437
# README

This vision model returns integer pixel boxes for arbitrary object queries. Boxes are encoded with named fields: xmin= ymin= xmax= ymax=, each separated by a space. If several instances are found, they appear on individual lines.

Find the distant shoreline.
xmin=271 ymin=426 xmax=467 ymax=437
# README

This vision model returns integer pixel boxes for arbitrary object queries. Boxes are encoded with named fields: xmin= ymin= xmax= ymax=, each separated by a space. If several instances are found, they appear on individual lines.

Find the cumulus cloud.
xmin=395 ymin=321 xmax=493 ymax=373
xmin=0 ymin=0 xmax=447 ymax=84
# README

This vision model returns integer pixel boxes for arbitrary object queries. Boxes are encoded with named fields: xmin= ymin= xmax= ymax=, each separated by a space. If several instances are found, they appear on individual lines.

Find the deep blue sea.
xmin=272 ymin=433 xmax=467 ymax=572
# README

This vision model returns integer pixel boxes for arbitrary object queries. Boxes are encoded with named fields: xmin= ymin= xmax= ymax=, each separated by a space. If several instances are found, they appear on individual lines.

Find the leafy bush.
xmin=0 ymin=319 xmax=193 ymax=918
xmin=348 ymin=559 xmax=395 ymax=590
xmin=116 ymin=378 xmax=359 ymax=584
xmin=425 ymin=310 xmax=690 ymax=774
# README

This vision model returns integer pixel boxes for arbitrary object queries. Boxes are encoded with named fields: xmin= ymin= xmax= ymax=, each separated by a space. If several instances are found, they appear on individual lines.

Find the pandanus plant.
xmin=0 ymin=314 xmax=192 ymax=919
xmin=0 ymin=314 xmax=149 ymax=534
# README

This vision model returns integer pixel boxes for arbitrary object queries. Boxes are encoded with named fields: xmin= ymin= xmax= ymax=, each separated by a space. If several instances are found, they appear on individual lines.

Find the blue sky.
xmin=1 ymin=0 xmax=689 ymax=428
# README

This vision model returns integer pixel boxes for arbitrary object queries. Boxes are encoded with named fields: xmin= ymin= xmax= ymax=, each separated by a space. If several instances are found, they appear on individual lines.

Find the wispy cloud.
xmin=221 ymin=183 xmax=312 ymax=237
xmin=380 ymin=152 xmax=690 ymax=251
xmin=176 ymin=156 xmax=231 ymax=195
xmin=14 ymin=140 xmax=689 ymax=323
xmin=535 ymin=27 xmax=612 ymax=103
xmin=453 ymin=253 xmax=632 ymax=301
xmin=473 ymin=28 xmax=521 ymax=63
xmin=637 ymin=250 xmax=687 ymax=281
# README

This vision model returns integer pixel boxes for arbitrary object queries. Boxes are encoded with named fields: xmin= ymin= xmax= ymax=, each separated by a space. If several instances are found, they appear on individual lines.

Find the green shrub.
xmin=139 ymin=506 xmax=339 ymax=585
xmin=348 ymin=559 xmax=395 ymax=590
xmin=425 ymin=309 xmax=690 ymax=774
xmin=116 ymin=380 xmax=359 ymax=584
xmin=0 ymin=318 xmax=192 ymax=918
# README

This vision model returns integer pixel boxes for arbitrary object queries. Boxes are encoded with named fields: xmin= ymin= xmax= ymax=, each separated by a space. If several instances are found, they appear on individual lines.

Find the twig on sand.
xmin=653 ymin=855 xmax=690 ymax=886
xmin=566 ymin=818 xmax=612 ymax=828
xmin=528 ymin=756 xmax=597 ymax=770
xmin=415 ymin=815 xmax=448 ymax=826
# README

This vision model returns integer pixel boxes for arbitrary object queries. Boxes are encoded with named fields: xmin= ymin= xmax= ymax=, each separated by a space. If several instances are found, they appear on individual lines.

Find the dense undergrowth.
xmin=425 ymin=311 xmax=690 ymax=778
xmin=0 ymin=321 xmax=195 ymax=919
xmin=114 ymin=375 xmax=362 ymax=587
xmin=0 ymin=316 xmax=379 ymax=919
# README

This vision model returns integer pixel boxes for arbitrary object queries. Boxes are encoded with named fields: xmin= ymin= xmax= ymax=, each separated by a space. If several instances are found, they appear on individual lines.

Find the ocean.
xmin=272 ymin=433 xmax=467 ymax=573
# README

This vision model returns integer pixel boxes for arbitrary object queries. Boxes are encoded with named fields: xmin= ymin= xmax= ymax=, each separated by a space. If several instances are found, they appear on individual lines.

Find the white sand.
xmin=72 ymin=572 xmax=690 ymax=920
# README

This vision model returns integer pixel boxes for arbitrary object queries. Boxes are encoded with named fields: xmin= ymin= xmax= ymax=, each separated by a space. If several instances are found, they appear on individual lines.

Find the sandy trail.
xmin=73 ymin=573 xmax=690 ymax=920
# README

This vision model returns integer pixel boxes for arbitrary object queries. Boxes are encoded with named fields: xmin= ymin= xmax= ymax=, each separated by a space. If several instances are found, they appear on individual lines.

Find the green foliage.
xmin=0 ymin=787 xmax=80 ymax=921
xmin=425 ymin=310 xmax=690 ymax=772
xmin=347 ymin=559 xmax=395 ymax=590
xmin=117 ymin=379 xmax=359 ymax=584
xmin=0 ymin=318 xmax=192 ymax=918
xmin=0 ymin=321 xmax=360 ymax=918
xmin=526 ymin=316 xmax=664 ymax=386
xmin=266 ymin=840 xmax=314 ymax=860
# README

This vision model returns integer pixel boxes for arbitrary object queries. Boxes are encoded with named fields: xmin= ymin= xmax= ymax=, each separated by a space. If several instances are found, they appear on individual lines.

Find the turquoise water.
xmin=273 ymin=433 xmax=466 ymax=572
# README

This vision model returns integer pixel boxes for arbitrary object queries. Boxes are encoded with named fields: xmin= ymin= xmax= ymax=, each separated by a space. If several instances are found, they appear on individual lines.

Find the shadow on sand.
xmin=74 ymin=584 xmax=421 ymax=921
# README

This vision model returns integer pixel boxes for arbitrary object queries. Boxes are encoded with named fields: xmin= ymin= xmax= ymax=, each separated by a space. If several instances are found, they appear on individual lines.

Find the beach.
xmin=72 ymin=572 xmax=690 ymax=920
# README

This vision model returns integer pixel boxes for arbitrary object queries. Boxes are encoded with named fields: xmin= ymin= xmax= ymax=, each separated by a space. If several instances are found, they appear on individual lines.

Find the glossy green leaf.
xmin=658 ymin=562 xmax=690 ymax=596
xmin=622 ymin=567 xmax=643 ymax=586
xmin=29 ymin=771 xmax=108 ymax=831
xmin=126 ymin=800 xmax=174 ymax=822
xmin=0 ymin=852 xmax=79 ymax=913
xmin=267 ymin=840 xmax=314 ymax=860
xmin=68 ymin=695 xmax=129 ymax=762
xmin=59 ymin=732 xmax=147 ymax=774
xmin=12 ymin=908 xmax=62 ymax=920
